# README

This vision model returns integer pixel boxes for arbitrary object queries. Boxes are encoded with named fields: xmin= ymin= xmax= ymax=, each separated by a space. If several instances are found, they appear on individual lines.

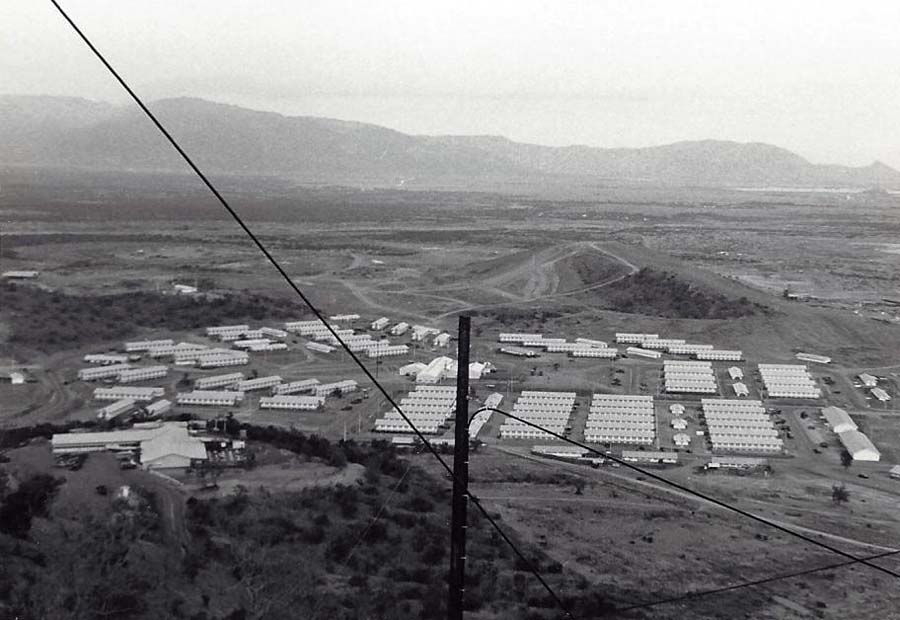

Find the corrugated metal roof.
xmin=838 ymin=430 xmax=880 ymax=459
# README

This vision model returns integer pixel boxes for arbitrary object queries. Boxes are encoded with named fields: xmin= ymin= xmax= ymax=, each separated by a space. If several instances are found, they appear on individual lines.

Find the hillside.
xmin=2 ymin=94 xmax=899 ymax=188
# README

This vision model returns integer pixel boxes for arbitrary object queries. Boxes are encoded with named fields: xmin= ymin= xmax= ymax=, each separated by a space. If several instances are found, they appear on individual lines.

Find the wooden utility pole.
xmin=447 ymin=315 xmax=471 ymax=620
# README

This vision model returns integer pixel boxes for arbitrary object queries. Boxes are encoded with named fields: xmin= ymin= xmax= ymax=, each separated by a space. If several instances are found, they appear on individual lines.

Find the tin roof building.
xmin=838 ymin=430 xmax=880 ymax=461
xmin=821 ymin=406 xmax=857 ymax=434
xmin=94 ymin=386 xmax=165 ymax=402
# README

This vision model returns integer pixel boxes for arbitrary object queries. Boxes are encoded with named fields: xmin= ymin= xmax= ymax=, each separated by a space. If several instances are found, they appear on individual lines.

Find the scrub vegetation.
xmin=0 ymin=428 xmax=616 ymax=620
xmin=0 ymin=282 xmax=307 ymax=351
xmin=600 ymin=268 xmax=766 ymax=319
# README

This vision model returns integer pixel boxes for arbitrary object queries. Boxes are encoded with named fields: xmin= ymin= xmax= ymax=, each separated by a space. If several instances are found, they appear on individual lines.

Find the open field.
xmin=2 ymin=168 xmax=900 ymax=618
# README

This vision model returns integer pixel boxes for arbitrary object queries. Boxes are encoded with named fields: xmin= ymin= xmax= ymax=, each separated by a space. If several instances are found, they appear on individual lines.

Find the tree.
xmin=840 ymin=449 xmax=853 ymax=470
xmin=832 ymin=483 xmax=850 ymax=504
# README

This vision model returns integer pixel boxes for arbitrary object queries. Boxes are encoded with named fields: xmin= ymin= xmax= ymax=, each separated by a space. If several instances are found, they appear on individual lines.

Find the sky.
xmin=4 ymin=0 xmax=900 ymax=168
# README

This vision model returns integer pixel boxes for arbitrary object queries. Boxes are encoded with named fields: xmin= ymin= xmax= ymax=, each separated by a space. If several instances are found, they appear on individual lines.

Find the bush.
xmin=0 ymin=473 xmax=64 ymax=537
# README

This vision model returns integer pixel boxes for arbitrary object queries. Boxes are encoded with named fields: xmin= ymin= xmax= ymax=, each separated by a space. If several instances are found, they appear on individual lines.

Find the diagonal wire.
xmin=615 ymin=548 xmax=900 ymax=612
xmin=308 ymin=462 xmax=413 ymax=620
xmin=48 ymin=3 xmax=573 ymax=617
xmin=471 ymin=407 xmax=900 ymax=580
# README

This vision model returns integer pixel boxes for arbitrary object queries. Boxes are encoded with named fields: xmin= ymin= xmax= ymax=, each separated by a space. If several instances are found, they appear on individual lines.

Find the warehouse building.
xmin=306 ymin=342 xmax=336 ymax=354
xmin=259 ymin=395 xmax=324 ymax=410
xmin=274 ymin=379 xmax=320 ymax=395
xmin=838 ymin=430 xmax=881 ymax=461
xmin=284 ymin=319 xmax=325 ymax=334
xmin=521 ymin=337 xmax=567 ymax=348
xmin=822 ymin=406 xmax=857 ymax=433
xmin=148 ymin=342 xmax=207 ymax=358
xmin=173 ymin=347 xmax=215 ymax=364
xmin=125 ymin=339 xmax=174 ymax=352
xmin=615 ymin=333 xmax=659 ymax=344
xmin=696 ymin=349 xmax=743 ymax=361
xmin=235 ymin=376 xmax=283 ymax=392
xmin=78 ymin=363 xmax=132 ymax=381
xmin=140 ymin=429 xmax=208 ymax=469
xmin=500 ymin=346 xmax=538 ymax=357
xmin=233 ymin=338 xmax=271 ymax=349
xmin=858 ymin=373 xmax=878 ymax=388
xmin=315 ymin=380 xmax=358 ymax=398
xmin=144 ymin=399 xmax=173 ymax=417
xmin=177 ymin=390 xmax=244 ymax=407
xmin=728 ymin=367 xmax=744 ymax=381
xmin=219 ymin=329 xmax=265 ymax=342
xmin=51 ymin=422 xmax=206 ymax=468
xmin=197 ymin=352 xmax=250 ymax=368
xmin=626 ymin=346 xmax=662 ymax=360
xmin=259 ymin=327 xmax=288 ymax=339
xmin=249 ymin=342 xmax=288 ymax=352
xmin=416 ymin=356 xmax=455 ymax=384
xmin=544 ymin=341 xmax=589 ymax=352
xmin=370 ymin=317 xmax=390 ymax=330
xmin=2 ymin=270 xmax=39 ymax=279
xmin=445 ymin=360 xmax=492 ymax=381
xmin=84 ymin=353 xmax=129 ymax=365
xmin=531 ymin=445 xmax=589 ymax=459
xmin=329 ymin=314 xmax=360 ymax=322
xmin=668 ymin=343 xmax=715 ymax=355
xmin=411 ymin=325 xmax=441 ymax=341
xmin=796 ymin=352 xmax=831 ymax=364
xmin=707 ymin=456 xmax=768 ymax=470
xmin=195 ymin=372 xmax=245 ymax=390
xmin=399 ymin=362 xmax=427 ymax=377
xmin=575 ymin=338 xmax=607 ymax=348
xmin=499 ymin=333 xmax=542 ymax=343
xmin=97 ymin=398 xmax=136 ymax=421
xmin=94 ymin=386 xmax=164 ymax=402
xmin=367 ymin=343 xmax=410 ymax=358
xmin=206 ymin=324 xmax=250 ymax=336
xmin=622 ymin=451 xmax=677 ymax=465
xmin=118 ymin=365 xmax=169 ymax=384
xmin=469 ymin=393 xmax=502 ymax=437
xmin=871 ymin=387 xmax=892 ymax=402
xmin=390 ymin=322 xmax=410 ymax=336
xmin=642 ymin=338 xmax=686 ymax=350
xmin=570 ymin=347 xmax=618 ymax=359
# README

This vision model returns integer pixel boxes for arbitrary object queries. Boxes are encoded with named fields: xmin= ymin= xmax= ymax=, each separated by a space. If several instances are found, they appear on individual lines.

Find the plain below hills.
xmin=3 ymin=94 xmax=900 ymax=189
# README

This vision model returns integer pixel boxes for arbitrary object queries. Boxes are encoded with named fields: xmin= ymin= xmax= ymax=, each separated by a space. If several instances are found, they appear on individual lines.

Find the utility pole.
xmin=448 ymin=315 xmax=471 ymax=620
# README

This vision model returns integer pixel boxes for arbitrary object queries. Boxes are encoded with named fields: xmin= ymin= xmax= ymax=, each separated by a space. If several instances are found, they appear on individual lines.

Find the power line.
xmin=48 ymin=3 xmax=572 ymax=615
xmin=471 ymin=407 xmax=900 ymax=580
xmin=308 ymin=462 xmax=413 ymax=620
xmin=615 ymin=548 xmax=900 ymax=612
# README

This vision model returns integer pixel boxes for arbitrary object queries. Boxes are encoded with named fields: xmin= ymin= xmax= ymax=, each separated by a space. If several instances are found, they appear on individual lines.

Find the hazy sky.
xmin=5 ymin=0 xmax=900 ymax=168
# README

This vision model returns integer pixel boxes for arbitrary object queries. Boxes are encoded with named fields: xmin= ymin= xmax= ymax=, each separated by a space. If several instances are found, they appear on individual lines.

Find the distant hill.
xmin=2 ymin=94 xmax=899 ymax=188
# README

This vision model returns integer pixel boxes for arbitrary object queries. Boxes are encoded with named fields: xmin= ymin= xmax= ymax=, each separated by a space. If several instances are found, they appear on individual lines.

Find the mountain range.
xmin=2 ymin=94 xmax=898 ymax=188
